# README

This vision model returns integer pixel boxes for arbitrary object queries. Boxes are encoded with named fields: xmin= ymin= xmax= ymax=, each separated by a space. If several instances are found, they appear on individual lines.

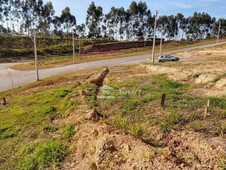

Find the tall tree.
xmin=76 ymin=23 xmax=86 ymax=37
xmin=127 ymin=1 xmax=138 ymax=39
xmin=60 ymin=7 xmax=76 ymax=33
xmin=86 ymin=1 xmax=103 ymax=38
xmin=37 ymin=1 xmax=55 ymax=34
xmin=60 ymin=7 xmax=76 ymax=45
xmin=20 ymin=0 xmax=44 ymax=34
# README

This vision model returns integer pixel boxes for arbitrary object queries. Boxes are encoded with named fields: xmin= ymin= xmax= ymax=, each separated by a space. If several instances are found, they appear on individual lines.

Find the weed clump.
xmin=43 ymin=125 xmax=57 ymax=133
xmin=62 ymin=123 xmax=75 ymax=141
xmin=17 ymin=141 xmax=68 ymax=170
xmin=0 ymin=126 xmax=20 ymax=139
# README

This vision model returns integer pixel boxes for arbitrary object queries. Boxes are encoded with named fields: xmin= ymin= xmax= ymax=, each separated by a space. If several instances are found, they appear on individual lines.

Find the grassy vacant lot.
xmin=0 ymin=44 xmax=226 ymax=169
xmin=11 ymin=38 xmax=225 ymax=71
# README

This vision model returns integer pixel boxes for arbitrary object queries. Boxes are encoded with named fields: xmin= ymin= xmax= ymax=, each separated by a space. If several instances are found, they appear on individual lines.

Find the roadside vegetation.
xmin=10 ymin=38 xmax=225 ymax=71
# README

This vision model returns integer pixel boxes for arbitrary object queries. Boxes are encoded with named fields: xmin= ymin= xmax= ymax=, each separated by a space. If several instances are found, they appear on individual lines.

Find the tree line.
xmin=0 ymin=0 xmax=225 ymax=40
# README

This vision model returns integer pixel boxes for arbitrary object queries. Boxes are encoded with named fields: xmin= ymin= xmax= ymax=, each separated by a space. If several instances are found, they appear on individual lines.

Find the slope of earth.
xmin=0 ymin=44 xmax=226 ymax=169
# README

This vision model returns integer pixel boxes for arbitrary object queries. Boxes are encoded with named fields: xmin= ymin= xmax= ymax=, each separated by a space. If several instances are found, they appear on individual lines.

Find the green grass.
xmin=43 ymin=125 xmax=57 ymax=133
xmin=0 ymin=78 xmax=81 ymax=169
xmin=17 ymin=141 xmax=68 ymax=170
xmin=96 ymin=73 xmax=226 ymax=142
xmin=62 ymin=123 xmax=75 ymax=142
xmin=210 ymin=97 xmax=226 ymax=109
xmin=217 ymin=158 xmax=226 ymax=170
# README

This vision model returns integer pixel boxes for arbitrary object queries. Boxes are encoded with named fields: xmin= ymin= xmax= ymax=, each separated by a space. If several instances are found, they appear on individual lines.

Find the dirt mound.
xmin=143 ymin=64 xmax=189 ymax=81
xmin=165 ymin=131 xmax=224 ymax=169
xmin=215 ymin=78 xmax=226 ymax=89
xmin=86 ymin=68 xmax=109 ymax=87
xmin=62 ymin=120 xmax=225 ymax=169
xmin=195 ymin=74 xmax=216 ymax=84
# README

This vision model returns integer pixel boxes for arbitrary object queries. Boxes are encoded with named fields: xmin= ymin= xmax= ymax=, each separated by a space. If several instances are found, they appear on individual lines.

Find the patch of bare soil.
xmin=50 ymin=68 xmax=225 ymax=169
xmin=62 ymin=121 xmax=224 ymax=170
xmin=144 ymin=45 xmax=226 ymax=97
xmin=84 ymin=50 xmax=120 ymax=56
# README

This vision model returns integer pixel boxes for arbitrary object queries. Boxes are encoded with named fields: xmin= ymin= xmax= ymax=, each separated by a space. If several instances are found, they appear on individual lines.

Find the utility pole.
xmin=217 ymin=21 xmax=221 ymax=45
xmin=79 ymin=36 xmax=81 ymax=55
xmin=33 ymin=30 xmax=39 ymax=81
xmin=160 ymin=28 xmax=163 ymax=56
xmin=72 ymin=32 xmax=75 ymax=63
xmin=151 ymin=10 xmax=158 ymax=64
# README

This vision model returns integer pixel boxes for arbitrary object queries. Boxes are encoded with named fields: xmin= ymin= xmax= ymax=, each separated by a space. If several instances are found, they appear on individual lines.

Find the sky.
xmin=43 ymin=0 xmax=226 ymax=25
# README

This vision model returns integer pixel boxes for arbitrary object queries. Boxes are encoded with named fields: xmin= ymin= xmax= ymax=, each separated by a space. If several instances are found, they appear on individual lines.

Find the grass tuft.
xmin=17 ymin=141 xmax=68 ymax=170
xmin=62 ymin=123 xmax=75 ymax=142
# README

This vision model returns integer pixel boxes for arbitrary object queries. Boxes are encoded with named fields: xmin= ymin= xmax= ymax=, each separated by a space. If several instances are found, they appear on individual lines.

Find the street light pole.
xmin=217 ymin=21 xmax=221 ymax=45
xmin=33 ymin=30 xmax=39 ymax=81
xmin=72 ymin=32 xmax=75 ymax=63
xmin=151 ymin=10 xmax=158 ymax=64
xmin=160 ymin=28 xmax=163 ymax=56
xmin=79 ymin=36 xmax=81 ymax=55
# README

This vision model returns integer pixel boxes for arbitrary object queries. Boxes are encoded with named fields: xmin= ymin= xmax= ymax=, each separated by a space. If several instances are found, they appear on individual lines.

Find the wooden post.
xmin=2 ymin=97 xmax=6 ymax=105
xmin=207 ymin=99 xmax=210 ymax=107
xmin=161 ymin=93 xmax=166 ymax=110
xmin=204 ymin=99 xmax=210 ymax=118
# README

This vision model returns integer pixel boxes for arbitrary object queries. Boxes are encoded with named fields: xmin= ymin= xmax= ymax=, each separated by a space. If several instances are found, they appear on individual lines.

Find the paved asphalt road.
xmin=1 ymin=42 xmax=226 ymax=92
